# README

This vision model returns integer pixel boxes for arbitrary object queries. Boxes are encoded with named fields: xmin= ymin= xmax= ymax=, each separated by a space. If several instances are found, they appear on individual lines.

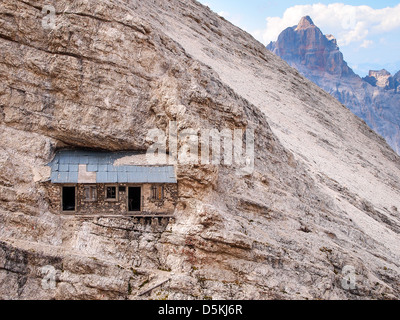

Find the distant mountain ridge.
xmin=267 ymin=16 xmax=400 ymax=154
xmin=268 ymin=16 xmax=354 ymax=77
xmin=363 ymin=69 xmax=400 ymax=92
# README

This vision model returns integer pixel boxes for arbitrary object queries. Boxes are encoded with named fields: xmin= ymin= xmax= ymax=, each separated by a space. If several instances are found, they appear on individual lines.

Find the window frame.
xmin=152 ymin=185 xmax=164 ymax=201
xmin=158 ymin=185 xmax=164 ymax=201
xmin=151 ymin=185 xmax=157 ymax=200
xmin=105 ymin=184 xmax=118 ymax=202
xmin=83 ymin=185 xmax=97 ymax=202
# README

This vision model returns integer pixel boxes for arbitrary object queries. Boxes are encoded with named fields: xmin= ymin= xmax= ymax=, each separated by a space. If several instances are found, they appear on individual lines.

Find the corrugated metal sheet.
xmin=87 ymin=164 xmax=98 ymax=172
xmin=117 ymin=172 xmax=128 ymax=182
xmin=48 ymin=150 xmax=177 ymax=184
xmin=96 ymin=171 xmax=108 ymax=183
xmin=58 ymin=164 xmax=69 ymax=172
xmin=52 ymin=171 xmax=79 ymax=184
xmin=107 ymin=172 xmax=118 ymax=183
xmin=69 ymin=165 xmax=79 ymax=172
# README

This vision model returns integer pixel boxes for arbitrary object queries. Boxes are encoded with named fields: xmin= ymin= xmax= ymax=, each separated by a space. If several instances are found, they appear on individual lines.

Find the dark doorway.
xmin=128 ymin=187 xmax=141 ymax=212
xmin=62 ymin=186 xmax=76 ymax=212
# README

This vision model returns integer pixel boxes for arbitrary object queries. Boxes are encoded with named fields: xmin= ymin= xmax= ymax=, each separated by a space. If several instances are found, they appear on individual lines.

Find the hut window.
xmin=84 ymin=185 xmax=97 ymax=202
xmin=152 ymin=185 xmax=164 ymax=200
xmin=106 ymin=185 xmax=118 ymax=201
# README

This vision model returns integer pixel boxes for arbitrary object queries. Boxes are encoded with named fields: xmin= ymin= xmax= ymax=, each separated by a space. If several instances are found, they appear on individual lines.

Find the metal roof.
xmin=48 ymin=150 xmax=177 ymax=184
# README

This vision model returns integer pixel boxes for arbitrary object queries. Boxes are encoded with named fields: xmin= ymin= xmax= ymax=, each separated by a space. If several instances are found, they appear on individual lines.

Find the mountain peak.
xmin=365 ymin=69 xmax=395 ymax=90
xmin=267 ymin=15 xmax=352 ymax=77
xmin=369 ymin=69 xmax=391 ymax=77
xmin=296 ymin=16 xmax=315 ymax=30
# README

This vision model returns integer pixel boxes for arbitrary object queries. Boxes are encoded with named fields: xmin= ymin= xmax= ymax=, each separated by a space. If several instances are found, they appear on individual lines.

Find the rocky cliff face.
xmin=395 ymin=71 xmax=400 ymax=91
xmin=267 ymin=16 xmax=354 ymax=77
xmin=363 ymin=69 xmax=397 ymax=91
xmin=1 ymin=1 xmax=400 ymax=300
xmin=267 ymin=16 xmax=400 ymax=154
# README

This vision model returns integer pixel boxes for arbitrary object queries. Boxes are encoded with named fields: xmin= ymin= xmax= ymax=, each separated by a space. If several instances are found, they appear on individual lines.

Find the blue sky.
xmin=198 ymin=1 xmax=400 ymax=76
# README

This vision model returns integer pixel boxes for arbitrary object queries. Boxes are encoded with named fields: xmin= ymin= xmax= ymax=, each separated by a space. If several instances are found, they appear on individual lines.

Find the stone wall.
xmin=43 ymin=182 xmax=177 ymax=216
xmin=143 ymin=183 xmax=178 ymax=213
xmin=78 ymin=184 xmax=127 ymax=215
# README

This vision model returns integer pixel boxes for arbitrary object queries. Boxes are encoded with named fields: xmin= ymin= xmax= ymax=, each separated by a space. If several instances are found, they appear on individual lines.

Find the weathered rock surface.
xmin=267 ymin=16 xmax=400 ymax=154
xmin=395 ymin=71 xmax=400 ymax=90
xmin=267 ymin=16 xmax=353 ymax=77
xmin=0 ymin=1 xmax=400 ymax=300
xmin=363 ymin=69 xmax=396 ymax=91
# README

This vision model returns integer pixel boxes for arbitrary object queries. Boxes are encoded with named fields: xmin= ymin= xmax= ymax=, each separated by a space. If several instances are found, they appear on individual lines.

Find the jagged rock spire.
xmin=295 ymin=16 xmax=315 ymax=30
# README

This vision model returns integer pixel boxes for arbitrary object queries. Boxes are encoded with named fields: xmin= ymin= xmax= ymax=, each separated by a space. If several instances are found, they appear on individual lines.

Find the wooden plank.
xmin=138 ymin=278 xmax=171 ymax=296
xmin=74 ymin=215 xmax=175 ymax=219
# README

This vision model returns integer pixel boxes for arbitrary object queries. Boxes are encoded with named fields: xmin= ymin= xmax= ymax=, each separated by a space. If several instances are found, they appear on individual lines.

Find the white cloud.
xmin=360 ymin=39 xmax=373 ymax=48
xmin=379 ymin=37 xmax=387 ymax=45
xmin=218 ymin=11 xmax=230 ymax=19
xmin=198 ymin=1 xmax=210 ymax=8
xmin=216 ymin=11 xmax=245 ymax=30
xmin=254 ymin=3 xmax=400 ymax=47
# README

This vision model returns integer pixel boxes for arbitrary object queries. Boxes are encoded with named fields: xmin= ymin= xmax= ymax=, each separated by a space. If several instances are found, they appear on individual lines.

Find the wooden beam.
xmin=74 ymin=215 xmax=175 ymax=219
xmin=138 ymin=278 xmax=171 ymax=296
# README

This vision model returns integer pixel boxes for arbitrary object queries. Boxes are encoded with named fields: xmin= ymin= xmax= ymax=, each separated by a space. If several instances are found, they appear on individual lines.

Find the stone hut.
xmin=44 ymin=150 xmax=178 ymax=216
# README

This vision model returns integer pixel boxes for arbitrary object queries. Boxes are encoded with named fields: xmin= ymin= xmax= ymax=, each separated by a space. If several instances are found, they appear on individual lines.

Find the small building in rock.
xmin=44 ymin=150 xmax=178 ymax=216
